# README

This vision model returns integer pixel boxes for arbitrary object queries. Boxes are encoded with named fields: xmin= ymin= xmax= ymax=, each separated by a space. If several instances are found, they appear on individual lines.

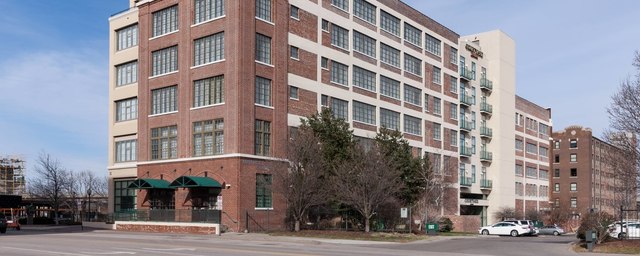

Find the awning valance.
xmin=127 ymin=178 xmax=172 ymax=189
xmin=169 ymin=176 xmax=222 ymax=188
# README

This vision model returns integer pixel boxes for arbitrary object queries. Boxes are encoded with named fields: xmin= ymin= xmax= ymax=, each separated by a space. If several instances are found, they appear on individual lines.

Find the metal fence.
xmin=109 ymin=209 xmax=221 ymax=224
xmin=616 ymin=207 xmax=640 ymax=240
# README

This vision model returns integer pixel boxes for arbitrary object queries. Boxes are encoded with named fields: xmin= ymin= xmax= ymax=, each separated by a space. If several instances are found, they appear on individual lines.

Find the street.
xmin=0 ymin=226 xmax=590 ymax=256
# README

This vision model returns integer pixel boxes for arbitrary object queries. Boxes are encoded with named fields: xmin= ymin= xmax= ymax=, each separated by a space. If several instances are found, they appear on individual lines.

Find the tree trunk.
xmin=294 ymin=220 xmax=300 ymax=232
xmin=365 ymin=216 xmax=370 ymax=232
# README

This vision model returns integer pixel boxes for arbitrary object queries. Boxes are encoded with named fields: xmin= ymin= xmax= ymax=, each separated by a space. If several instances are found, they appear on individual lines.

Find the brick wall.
xmin=446 ymin=215 xmax=480 ymax=233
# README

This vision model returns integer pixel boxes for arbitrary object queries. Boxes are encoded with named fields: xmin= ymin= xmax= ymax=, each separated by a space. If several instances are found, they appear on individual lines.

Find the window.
xmin=539 ymin=146 xmax=548 ymax=157
xmin=450 ymin=130 xmax=458 ymax=146
xmin=380 ymin=43 xmax=400 ymax=67
xmin=554 ymin=198 xmax=560 ymax=207
xmin=194 ymin=32 xmax=225 ymax=66
xmin=540 ymin=186 xmax=549 ymax=197
xmin=450 ymin=77 xmax=458 ymax=93
xmin=290 ymin=46 xmax=299 ymax=59
xmin=404 ymin=53 xmax=422 ymax=76
xmin=554 ymin=183 xmax=560 ymax=192
xmin=321 ymin=19 xmax=329 ymax=31
xmin=471 ymin=165 xmax=476 ymax=183
xmin=554 ymin=141 xmax=560 ymax=149
xmin=404 ymin=84 xmax=421 ymax=106
xmin=116 ymin=61 xmax=138 ymax=86
xmin=539 ymin=123 xmax=549 ymax=136
xmin=116 ymin=24 xmax=138 ymax=51
xmin=425 ymin=34 xmax=441 ymax=56
xmin=256 ymin=174 xmax=272 ymax=208
xmin=570 ymin=153 xmax=577 ymax=162
xmin=570 ymin=197 xmax=577 ymax=208
xmin=515 ymin=139 xmax=523 ymax=151
xmin=331 ymin=98 xmax=348 ymax=120
xmin=450 ymin=47 xmax=458 ymax=64
xmin=193 ymin=75 xmax=224 ymax=107
xmin=152 ymin=5 xmax=178 ymax=37
xmin=554 ymin=169 xmax=560 ymax=177
xmin=432 ymin=66 xmax=442 ymax=84
xmin=193 ymin=119 xmax=224 ymax=156
xmin=353 ymin=31 xmax=376 ymax=58
xmin=331 ymin=61 xmax=348 ymax=86
xmin=450 ymin=103 xmax=458 ymax=120
xmin=380 ymin=108 xmax=400 ymax=130
xmin=194 ymin=0 xmax=224 ymax=24
xmin=380 ymin=10 xmax=400 ymax=35
xmin=353 ymin=0 xmax=375 ymax=24
xmin=570 ymin=168 xmax=577 ymax=177
xmin=353 ymin=101 xmax=375 ymax=125
xmin=255 ymin=76 xmax=271 ymax=106
xmin=515 ymin=164 xmax=523 ymax=176
xmin=290 ymin=5 xmax=299 ymax=19
xmin=433 ymin=123 xmax=441 ymax=140
xmin=321 ymin=57 xmax=328 ymax=69
xmin=403 ymin=23 xmax=421 ymax=47
xmin=151 ymin=86 xmax=177 ymax=115
xmin=331 ymin=0 xmax=348 ymax=11
xmin=255 ymin=33 xmax=272 ymax=64
xmin=570 ymin=139 xmax=577 ymax=148
xmin=331 ymin=24 xmax=349 ymax=50
xmin=570 ymin=182 xmax=577 ymax=191
xmin=539 ymin=169 xmax=549 ymax=180
xmin=515 ymin=182 xmax=523 ymax=196
xmin=255 ymin=120 xmax=271 ymax=156
xmin=115 ymin=139 xmax=137 ymax=162
xmin=526 ymin=143 xmax=537 ymax=154
xmin=433 ymin=97 xmax=442 ymax=115
xmin=404 ymin=115 xmax=421 ymax=135
xmin=114 ymin=180 xmax=136 ymax=212
xmin=554 ymin=154 xmax=560 ymax=163
xmin=151 ymin=125 xmax=178 ymax=160
xmin=526 ymin=166 xmax=537 ymax=178
xmin=256 ymin=0 xmax=272 ymax=22
xmin=380 ymin=75 xmax=400 ymax=99
xmin=424 ymin=94 xmax=429 ymax=112
xmin=116 ymin=97 xmax=138 ymax=121
xmin=152 ymin=46 xmax=178 ymax=76
xmin=289 ymin=86 xmax=299 ymax=99
xmin=352 ymin=66 xmax=376 ymax=91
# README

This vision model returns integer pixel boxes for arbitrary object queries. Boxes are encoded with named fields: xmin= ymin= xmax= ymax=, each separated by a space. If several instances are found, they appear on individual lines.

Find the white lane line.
xmin=141 ymin=248 xmax=196 ymax=251
xmin=1 ymin=246 xmax=91 ymax=256
xmin=79 ymin=252 xmax=136 ymax=255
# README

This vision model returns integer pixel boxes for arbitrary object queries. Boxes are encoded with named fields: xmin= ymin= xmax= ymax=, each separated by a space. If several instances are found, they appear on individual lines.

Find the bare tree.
xmin=284 ymin=126 xmax=328 ymax=231
xmin=331 ymin=145 xmax=403 ymax=232
xmin=494 ymin=207 xmax=518 ymax=222
xmin=547 ymin=205 xmax=572 ymax=228
xmin=29 ymin=152 xmax=70 ymax=224
xmin=414 ymin=153 xmax=451 ymax=230
xmin=603 ymin=131 xmax=639 ymax=213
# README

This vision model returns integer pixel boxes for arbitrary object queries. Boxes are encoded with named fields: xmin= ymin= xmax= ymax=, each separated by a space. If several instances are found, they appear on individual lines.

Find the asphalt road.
xmin=0 ymin=226 xmax=599 ymax=256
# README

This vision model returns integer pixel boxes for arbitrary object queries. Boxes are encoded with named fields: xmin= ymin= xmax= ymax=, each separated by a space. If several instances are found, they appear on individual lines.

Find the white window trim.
xmin=255 ymin=17 xmax=275 ymax=26
xmin=190 ymin=102 xmax=225 ymax=111
xmin=380 ymin=59 xmax=400 ymax=69
xmin=353 ymin=14 xmax=376 ymax=27
xmin=403 ymin=39 xmax=422 ymax=50
xmin=404 ymin=69 xmax=423 ymax=78
xmin=353 ymin=48 xmax=375 ymax=60
xmin=330 ymin=81 xmax=349 ymax=87
xmin=380 ymin=27 xmax=400 ymax=38
xmin=255 ymin=207 xmax=274 ymax=211
xmin=255 ymin=60 xmax=275 ymax=67
xmin=353 ymin=119 xmax=376 ymax=127
xmin=191 ymin=59 xmax=226 ymax=69
xmin=191 ymin=15 xmax=226 ymax=28
xmin=149 ymin=70 xmax=178 ymax=80
xmin=330 ymin=3 xmax=349 ymax=13
xmin=353 ymin=84 xmax=377 ymax=94
xmin=149 ymin=30 xmax=179 ymax=41
xmin=331 ymin=43 xmax=350 ymax=52
xmin=255 ymin=103 xmax=275 ymax=109
xmin=148 ymin=110 xmax=178 ymax=118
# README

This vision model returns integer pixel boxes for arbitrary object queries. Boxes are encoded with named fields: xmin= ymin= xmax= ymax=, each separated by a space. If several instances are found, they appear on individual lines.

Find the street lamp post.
xmin=87 ymin=188 xmax=92 ymax=221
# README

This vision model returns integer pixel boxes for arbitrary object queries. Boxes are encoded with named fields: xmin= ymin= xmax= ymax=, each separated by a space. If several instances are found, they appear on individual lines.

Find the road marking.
xmin=2 ymin=246 xmax=91 ymax=256
xmin=141 ymin=248 xmax=196 ymax=251
xmin=79 ymin=252 xmax=136 ymax=255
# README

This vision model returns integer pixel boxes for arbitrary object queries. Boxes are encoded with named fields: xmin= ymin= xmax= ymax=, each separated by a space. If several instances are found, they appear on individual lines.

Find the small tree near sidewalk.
xmin=577 ymin=211 xmax=615 ymax=244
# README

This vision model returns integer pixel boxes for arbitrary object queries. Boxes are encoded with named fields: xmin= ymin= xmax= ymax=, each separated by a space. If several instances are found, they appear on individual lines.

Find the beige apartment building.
xmin=107 ymin=0 xmax=552 ymax=232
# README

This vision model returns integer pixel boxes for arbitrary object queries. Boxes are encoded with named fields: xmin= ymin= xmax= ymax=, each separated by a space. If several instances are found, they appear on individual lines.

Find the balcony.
xmin=480 ymin=77 xmax=493 ymax=91
xmin=460 ymin=176 xmax=473 ymax=187
xmin=480 ymin=102 xmax=493 ymax=114
xmin=460 ymin=66 xmax=474 ymax=81
xmin=480 ymin=150 xmax=493 ymax=162
xmin=460 ymin=146 xmax=473 ymax=157
xmin=460 ymin=120 xmax=473 ymax=132
xmin=460 ymin=94 xmax=474 ymax=106
xmin=480 ymin=126 xmax=493 ymax=138
xmin=480 ymin=179 xmax=493 ymax=189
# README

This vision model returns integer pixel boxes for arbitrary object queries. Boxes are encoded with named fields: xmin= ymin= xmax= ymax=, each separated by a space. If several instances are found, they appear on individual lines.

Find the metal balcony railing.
xmin=460 ymin=146 xmax=473 ymax=157
xmin=480 ymin=126 xmax=493 ymax=138
xmin=460 ymin=120 xmax=474 ymax=131
xmin=480 ymin=179 xmax=493 ymax=189
xmin=460 ymin=94 xmax=474 ymax=106
xmin=460 ymin=177 xmax=473 ymax=186
xmin=460 ymin=66 xmax=474 ymax=80
xmin=480 ymin=77 xmax=493 ymax=91
xmin=480 ymin=102 xmax=493 ymax=114
xmin=481 ymin=150 xmax=493 ymax=161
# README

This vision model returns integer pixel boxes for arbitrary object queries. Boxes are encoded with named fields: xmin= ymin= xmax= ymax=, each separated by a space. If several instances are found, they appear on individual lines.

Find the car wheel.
xmin=619 ymin=232 xmax=626 ymax=239
xmin=553 ymin=231 xmax=560 ymax=236
xmin=0 ymin=227 xmax=6 ymax=234
xmin=481 ymin=229 xmax=489 ymax=235
xmin=510 ymin=230 xmax=519 ymax=237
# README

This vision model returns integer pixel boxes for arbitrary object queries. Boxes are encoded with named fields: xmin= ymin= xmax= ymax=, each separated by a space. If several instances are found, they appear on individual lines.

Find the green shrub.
xmin=437 ymin=217 xmax=454 ymax=232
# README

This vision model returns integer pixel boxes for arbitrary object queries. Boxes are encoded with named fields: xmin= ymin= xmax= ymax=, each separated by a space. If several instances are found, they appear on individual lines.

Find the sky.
xmin=0 ymin=0 xmax=638 ymax=178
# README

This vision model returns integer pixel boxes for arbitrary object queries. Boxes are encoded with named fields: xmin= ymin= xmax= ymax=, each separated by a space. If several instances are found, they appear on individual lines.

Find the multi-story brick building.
xmin=107 ymin=0 xmax=550 ymax=232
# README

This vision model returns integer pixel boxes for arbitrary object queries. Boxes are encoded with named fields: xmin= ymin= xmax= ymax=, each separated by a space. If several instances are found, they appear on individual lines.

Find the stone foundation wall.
xmin=116 ymin=222 xmax=219 ymax=235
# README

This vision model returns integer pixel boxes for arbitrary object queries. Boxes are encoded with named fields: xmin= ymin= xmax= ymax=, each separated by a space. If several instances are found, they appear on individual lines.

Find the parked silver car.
xmin=537 ymin=225 xmax=565 ymax=236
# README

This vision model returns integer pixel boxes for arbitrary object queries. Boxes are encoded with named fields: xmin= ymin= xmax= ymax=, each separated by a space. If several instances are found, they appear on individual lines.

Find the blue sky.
xmin=0 ymin=0 xmax=638 ymax=177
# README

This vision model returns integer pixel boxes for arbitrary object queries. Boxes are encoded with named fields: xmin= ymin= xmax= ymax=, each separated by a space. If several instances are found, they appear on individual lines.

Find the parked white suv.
xmin=609 ymin=222 xmax=640 ymax=239
xmin=503 ymin=220 xmax=536 ymax=235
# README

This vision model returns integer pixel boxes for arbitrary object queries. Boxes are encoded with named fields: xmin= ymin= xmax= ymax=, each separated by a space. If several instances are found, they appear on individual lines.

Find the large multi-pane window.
xmin=114 ymin=180 xmax=136 ymax=212
xmin=450 ymin=103 xmax=458 ymax=119
xmin=450 ymin=130 xmax=458 ymax=146
xmin=194 ymin=0 xmax=224 ymax=24
xmin=117 ymin=24 xmax=138 ymax=51
xmin=539 ymin=146 xmax=548 ymax=158
xmin=352 ymin=66 xmax=376 ymax=91
xmin=331 ymin=61 xmax=348 ymax=86
xmin=404 ymin=53 xmax=422 ymax=76
xmin=116 ymin=97 xmax=138 ymax=121
xmin=380 ymin=75 xmax=400 ymax=99
xmin=152 ymin=5 xmax=178 ymax=37
xmin=353 ymin=0 xmax=375 ymax=24
xmin=151 ymin=86 xmax=177 ymax=115
xmin=331 ymin=24 xmax=349 ymax=50
xmin=255 ymin=33 xmax=271 ymax=64
xmin=450 ymin=77 xmax=458 ymax=93
xmin=255 ymin=0 xmax=272 ymax=22
xmin=256 ymin=174 xmax=272 ymax=208
xmin=515 ymin=164 xmax=524 ymax=176
xmin=151 ymin=125 xmax=178 ymax=160
xmin=425 ymin=34 xmax=441 ymax=56
xmin=116 ymin=61 xmax=138 ymax=86
xmin=526 ymin=166 xmax=537 ymax=178
xmin=255 ymin=76 xmax=272 ymax=106
xmin=353 ymin=101 xmax=375 ymax=125
xmin=380 ymin=43 xmax=400 ymax=67
xmin=115 ymin=139 xmax=137 ymax=162
xmin=526 ymin=143 xmax=538 ymax=154
xmin=450 ymin=47 xmax=458 ymax=64
xmin=539 ymin=169 xmax=549 ymax=180
xmin=404 ymin=115 xmax=421 ymax=135
xmin=331 ymin=98 xmax=348 ymax=120
xmin=433 ymin=123 xmax=441 ymax=140
xmin=152 ymin=46 xmax=178 ymax=76
xmin=432 ymin=66 xmax=442 ymax=84
xmin=193 ymin=119 xmax=224 ymax=156
xmin=433 ymin=97 xmax=442 ymax=115
xmin=403 ymin=23 xmax=421 ymax=47
xmin=404 ymin=84 xmax=421 ymax=106
xmin=380 ymin=10 xmax=399 ymax=36
xmin=570 ymin=182 xmax=577 ymax=191
xmin=331 ymin=0 xmax=348 ymax=11
xmin=570 ymin=197 xmax=577 ymax=208
xmin=353 ymin=31 xmax=376 ymax=58
xmin=515 ymin=139 xmax=523 ymax=150
xmin=194 ymin=32 xmax=224 ymax=66
xmin=255 ymin=120 xmax=271 ymax=156
xmin=193 ymin=75 xmax=224 ymax=107
xmin=380 ymin=108 xmax=400 ymax=130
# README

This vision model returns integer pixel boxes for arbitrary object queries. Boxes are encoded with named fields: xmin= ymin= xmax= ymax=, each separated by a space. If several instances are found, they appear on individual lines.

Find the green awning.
xmin=127 ymin=178 xmax=172 ymax=189
xmin=169 ymin=176 xmax=222 ymax=188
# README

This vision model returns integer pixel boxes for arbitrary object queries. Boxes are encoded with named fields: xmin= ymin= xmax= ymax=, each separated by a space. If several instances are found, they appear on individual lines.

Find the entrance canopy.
xmin=169 ymin=176 xmax=222 ymax=188
xmin=127 ymin=178 xmax=172 ymax=190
